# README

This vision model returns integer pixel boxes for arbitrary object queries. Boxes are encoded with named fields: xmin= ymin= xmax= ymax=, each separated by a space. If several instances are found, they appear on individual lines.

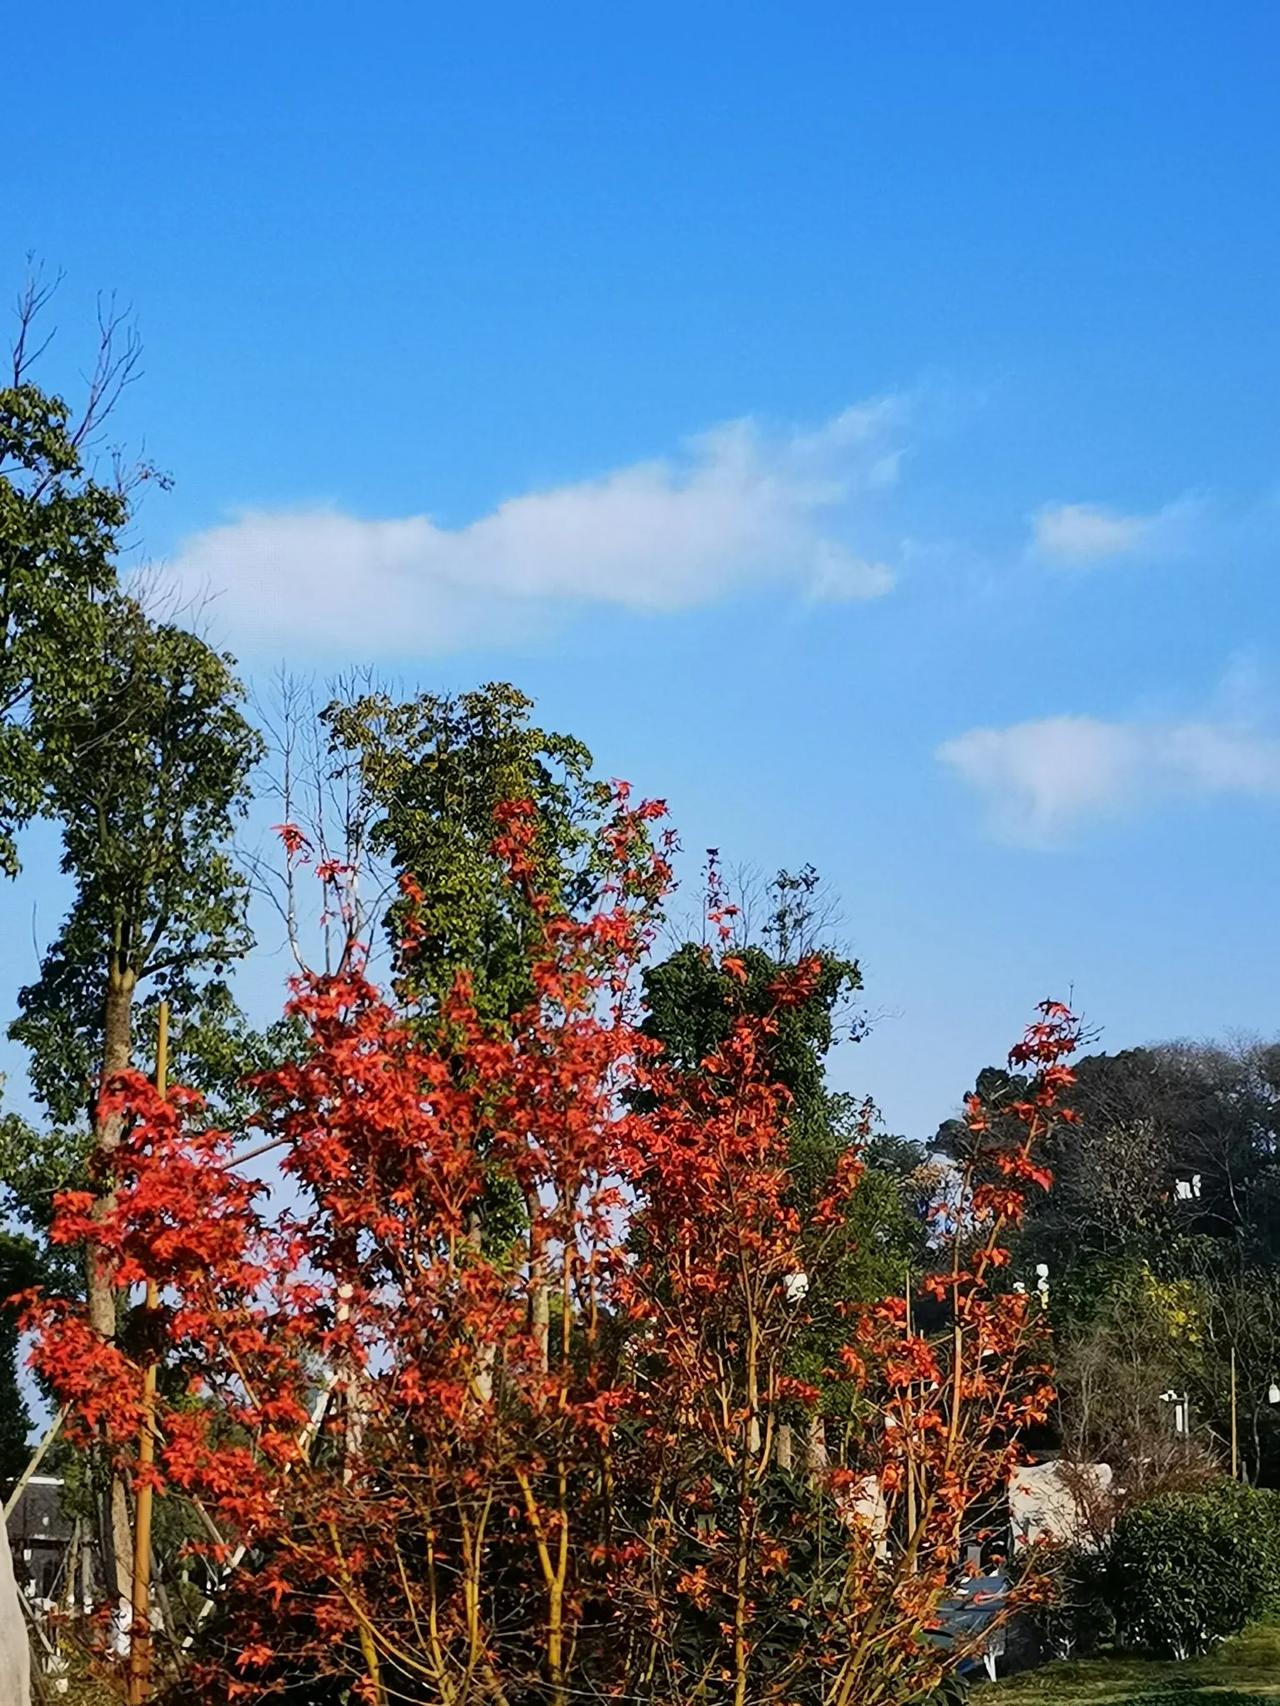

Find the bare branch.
xmin=68 ymin=288 xmax=144 ymax=458
xmin=11 ymin=256 xmax=64 ymax=383
xmin=243 ymin=670 xmax=396 ymax=981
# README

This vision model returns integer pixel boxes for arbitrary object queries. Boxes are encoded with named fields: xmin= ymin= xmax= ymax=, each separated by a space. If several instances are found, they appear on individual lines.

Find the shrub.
xmin=1013 ymin=1540 xmax=1114 ymax=1659
xmin=1103 ymin=1481 xmax=1280 ymax=1657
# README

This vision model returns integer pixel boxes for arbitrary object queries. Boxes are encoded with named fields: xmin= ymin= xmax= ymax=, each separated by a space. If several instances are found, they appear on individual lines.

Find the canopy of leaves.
xmin=942 ymin=1042 xmax=1280 ymax=1280
xmin=943 ymin=1038 xmax=1280 ymax=1485
xmin=640 ymin=882 xmax=929 ymax=1426
xmin=323 ymin=681 xmax=615 ymax=1023
xmin=0 ymin=378 xmax=127 ymax=874
xmin=0 ymin=1229 xmax=38 ymax=1481
xmin=1104 ymin=1483 xmax=1280 ymax=1656
xmin=643 ymin=939 xmax=858 ymax=1108
xmin=22 ymin=799 xmax=1076 ymax=1706
xmin=9 ymin=599 xmax=263 ymax=1125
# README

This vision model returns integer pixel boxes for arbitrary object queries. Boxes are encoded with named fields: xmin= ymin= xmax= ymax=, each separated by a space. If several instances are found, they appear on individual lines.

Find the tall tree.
xmin=640 ymin=864 xmax=924 ymax=1461
xmin=0 ymin=272 xmax=150 ymax=873
xmin=321 ymin=681 xmax=614 ymax=1021
xmin=23 ymin=800 xmax=1074 ymax=1706
xmin=0 ymin=272 xmax=153 ymax=1508
xmin=12 ymin=594 xmax=261 ymax=1201
xmin=939 ymin=1039 xmax=1280 ymax=1311
xmin=7 ymin=596 xmax=261 ymax=1602
xmin=12 ymin=600 xmax=261 ymax=1173
xmin=311 ymin=682 xmax=630 ymax=1307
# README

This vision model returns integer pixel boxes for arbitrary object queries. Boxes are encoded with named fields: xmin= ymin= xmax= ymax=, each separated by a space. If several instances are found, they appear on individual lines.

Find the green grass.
xmin=973 ymin=1621 xmax=1280 ymax=1705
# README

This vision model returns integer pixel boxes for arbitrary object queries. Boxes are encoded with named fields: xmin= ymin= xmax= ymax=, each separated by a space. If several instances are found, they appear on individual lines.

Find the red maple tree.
xmin=24 ymin=789 xmax=1079 ymax=1705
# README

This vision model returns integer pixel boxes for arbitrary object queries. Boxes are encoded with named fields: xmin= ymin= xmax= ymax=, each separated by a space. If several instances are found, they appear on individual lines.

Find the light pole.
xmin=1158 ymin=1389 xmax=1189 ymax=1439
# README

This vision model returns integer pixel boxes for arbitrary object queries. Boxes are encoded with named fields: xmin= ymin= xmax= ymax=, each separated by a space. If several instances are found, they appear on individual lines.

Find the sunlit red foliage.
xmin=23 ymin=791 xmax=1079 ymax=1706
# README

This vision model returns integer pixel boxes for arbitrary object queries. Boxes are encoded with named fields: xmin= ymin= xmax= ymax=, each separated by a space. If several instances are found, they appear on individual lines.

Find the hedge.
xmin=1103 ymin=1482 xmax=1280 ymax=1657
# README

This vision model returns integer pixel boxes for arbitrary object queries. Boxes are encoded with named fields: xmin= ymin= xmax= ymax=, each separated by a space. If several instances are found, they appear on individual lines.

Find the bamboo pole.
xmin=2 ymin=1406 xmax=68 ymax=1525
xmin=126 ymin=1001 xmax=167 ymax=1706
xmin=1230 ymin=1344 xmax=1239 ymax=1481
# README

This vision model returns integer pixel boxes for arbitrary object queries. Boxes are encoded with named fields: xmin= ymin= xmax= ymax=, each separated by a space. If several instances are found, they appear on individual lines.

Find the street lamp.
xmin=1158 ymin=1389 xmax=1189 ymax=1436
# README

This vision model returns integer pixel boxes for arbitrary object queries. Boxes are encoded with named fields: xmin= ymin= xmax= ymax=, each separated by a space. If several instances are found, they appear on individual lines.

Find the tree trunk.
xmin=805 ymin=1413 xmax=829 ymax=1474
xmin=528 ymin=1192 xmax=549 ymax=1374
xmin=95 ymin=963 xmax=137 ymax=1150
xmin=89 ymin=962 xmax=137 ymax=1621
xmin=466 ymin=1209 xmax=495 ymax=1403
xmin=775 ymin=1422 xmax=793 ymax=1471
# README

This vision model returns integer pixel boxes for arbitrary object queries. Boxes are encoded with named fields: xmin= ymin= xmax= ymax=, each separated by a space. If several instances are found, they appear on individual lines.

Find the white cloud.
xmin=1031 ymin=503 xmax=1147 ymax=563
xmin=1029 ymin=495 xmax=1203 ymax=567
xmin=807 ymin=542 xmax=896 ymax=602
xmin=162 ymin=400 xmax=907 ymax=656
xmin=938 ymin=712 xmax=1280 ymax=845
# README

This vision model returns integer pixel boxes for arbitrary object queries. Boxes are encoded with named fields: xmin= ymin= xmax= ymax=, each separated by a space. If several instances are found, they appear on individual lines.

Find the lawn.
xmin=974 ymin=1622 xmax=1280 ymax=1704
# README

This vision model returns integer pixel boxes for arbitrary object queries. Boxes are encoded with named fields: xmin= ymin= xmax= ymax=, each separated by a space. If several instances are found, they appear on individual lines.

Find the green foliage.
xmin=794 ymin=1108 xmax=930 ymax=1421
xmin=0 ymin=1006 xmax=306 ymax=1249
xmin=1103 ymin=1484 xmax=1280 ymax=1657
xmin=643 ymin=939 xmax=857 ymax=1109
xmin=320 ymin=682 xmax=622 ymax=1255
xmin=9 ymin=598 xmax=263 ymax=1124
xmin=656 ymin=1467 xmax=863 ymax=1705
xmin=323 ymin=681 xmax=614 ymax=1023
xmin=945 ymin=1036 xmax=1280 ymax=1489
xmin=0 ymin=1103 xmax=82 ymax=1225
xmin=0 ymin=1228 xmax=38 ymax=1481
xmin=0 ymin=376 xmax=127 ymax=874
xmin=940 ymin=1041 xmax=1280 ymax=1278
xmin=1010 ymin=1541 xmax=1114 ymax=1662
xmin=640 ymin=873 xmax=927 ymax=1428
xmin=924 ymin=1678 xmax=971 ymax=1706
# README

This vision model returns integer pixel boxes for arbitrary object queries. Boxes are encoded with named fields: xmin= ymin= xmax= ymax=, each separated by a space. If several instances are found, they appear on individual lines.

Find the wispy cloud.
xmin=1029 ymin=495 xmax=1203 ymax=567
xmin=938 ymin=706 xmax=1280 ymax=845
xmin=163 ymin=400 xmax=908 ymax=656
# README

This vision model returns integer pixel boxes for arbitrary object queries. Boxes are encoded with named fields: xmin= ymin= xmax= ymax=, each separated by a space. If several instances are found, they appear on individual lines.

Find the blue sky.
xmin=3 ymin=2 xmax=1279 ymax=1138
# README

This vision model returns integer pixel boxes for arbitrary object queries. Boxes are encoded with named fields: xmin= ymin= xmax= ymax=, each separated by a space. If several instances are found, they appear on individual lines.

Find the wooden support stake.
xmin=2 ymin=1406 xmax=67 ymax=1525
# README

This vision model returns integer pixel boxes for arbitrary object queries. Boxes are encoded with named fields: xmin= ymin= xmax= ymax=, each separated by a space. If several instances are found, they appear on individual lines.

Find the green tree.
xmin=6 ymin=597 xmax=261 ymax=1602
xmin=0 ymin=273 xmax=153 ymax=873
xmin=941 ymin=1040 xmax=1280 ymax=1285
xmin=311 ymin=682 xmax=626 ymax=1281
xmin=640 ymin=866 xmax=924 ymax=1460
xmin=0 ymin=276 xmax=156 ymax=1501
xmin=322 ymin=681 xmax=614 ymax=1021
xmin=942 ymin=1037 xmax=1280 ymax=1488
xmin=11 ymin=596 xmax=262 ymax=1184
xmin=0 ymin=1230 xmax=38 ymax=1484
